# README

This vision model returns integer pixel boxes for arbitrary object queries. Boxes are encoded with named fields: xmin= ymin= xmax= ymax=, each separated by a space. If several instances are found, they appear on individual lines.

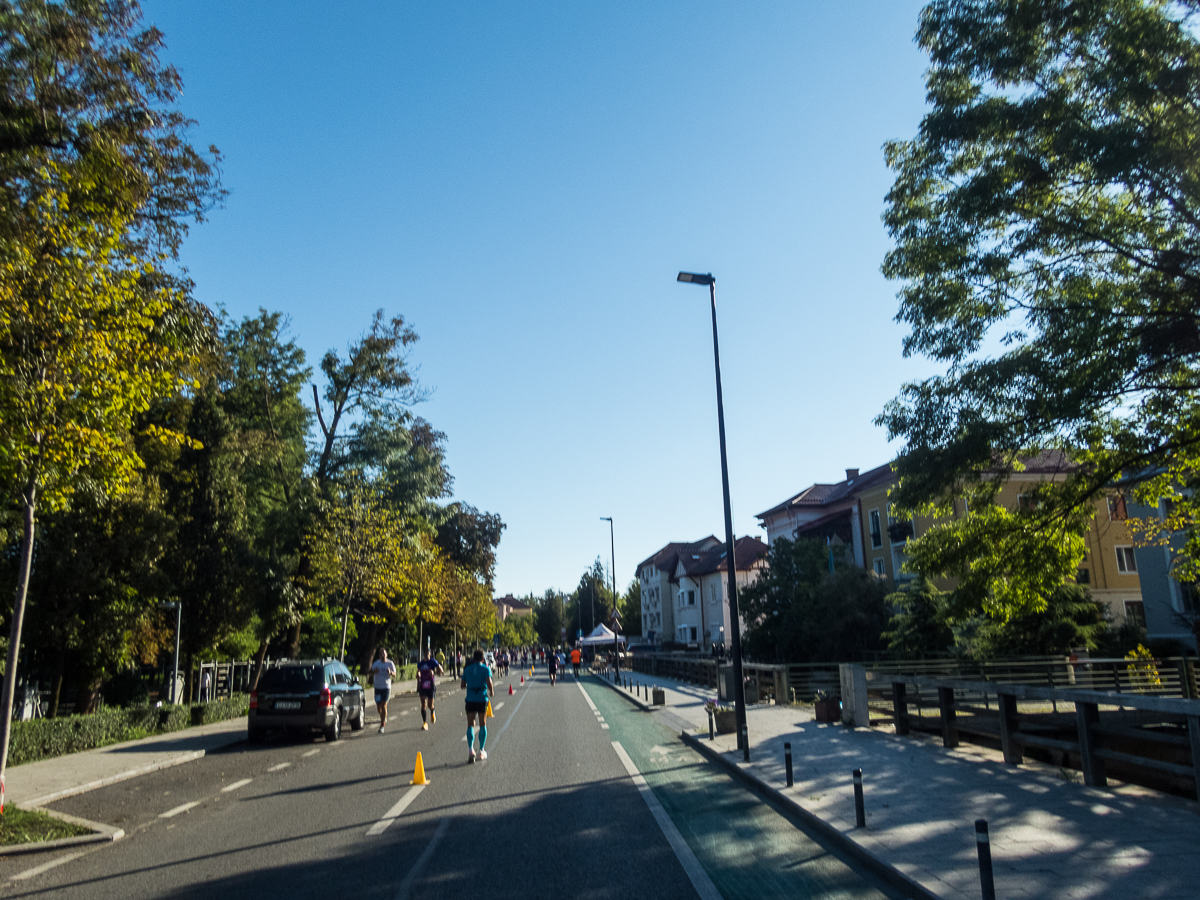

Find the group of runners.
xmin=367 ymin=646 xmax=495 ymax=762
xmin=364 ymin=642 xmax=589 ymax=762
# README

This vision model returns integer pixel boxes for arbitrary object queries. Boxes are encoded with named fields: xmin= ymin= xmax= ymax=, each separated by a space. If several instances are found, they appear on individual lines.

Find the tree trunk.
xmin=357 ymin=620 xmax=380 ymax=674
xmin=287 ymin=619 xmax=302 ymax=659
xmin=0 ymin=482 xmax=37 ymax=797
xmin=48 ymin=648 xmax=65 ymax=718
xmin=249 ymin=639 xmax=270 ymax=692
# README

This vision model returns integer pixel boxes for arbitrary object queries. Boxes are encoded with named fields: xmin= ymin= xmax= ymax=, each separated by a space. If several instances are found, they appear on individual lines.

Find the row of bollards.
xmin=782 ymin=750 xmax=996 ymax=899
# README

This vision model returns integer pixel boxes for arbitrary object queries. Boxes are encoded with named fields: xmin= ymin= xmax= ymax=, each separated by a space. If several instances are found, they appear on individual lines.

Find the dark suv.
xmin=249 ymin=659 xmax=365 ymax=743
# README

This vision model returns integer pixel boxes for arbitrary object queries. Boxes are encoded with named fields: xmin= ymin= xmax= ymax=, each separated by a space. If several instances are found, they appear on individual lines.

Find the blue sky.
xmin=146 ymin=1 xmax=935 ymax=598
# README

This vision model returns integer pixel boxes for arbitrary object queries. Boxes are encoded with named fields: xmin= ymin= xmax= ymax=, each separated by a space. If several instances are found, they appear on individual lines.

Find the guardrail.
xmin=868 ymin=671 xmax=1200 ymax=801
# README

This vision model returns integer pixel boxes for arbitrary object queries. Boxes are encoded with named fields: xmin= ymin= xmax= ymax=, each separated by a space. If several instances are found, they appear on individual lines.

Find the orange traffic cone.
xmin=411 ymin=751 xmax=430 ymax=785
xmin=520 ymin=675 xmax=524 ymax=684
xmin=486 ymin=701 xmax=494 ymax=719
xmin=508 ymin=683 xmax=514 ymax=695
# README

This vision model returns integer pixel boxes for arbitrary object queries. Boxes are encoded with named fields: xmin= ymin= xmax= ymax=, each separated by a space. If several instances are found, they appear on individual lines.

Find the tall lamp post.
xmin=159 ymin=601 xmax=182 ymax=704
xmin=601 ymin=517 xmax=618 ymax=663
xmin=677 ymin=271 xmax=748 ymax=754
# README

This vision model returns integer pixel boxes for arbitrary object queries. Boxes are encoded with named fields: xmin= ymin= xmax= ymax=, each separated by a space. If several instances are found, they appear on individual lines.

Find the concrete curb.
xmin=0 ymin=806 xmax=124 ymax=856
xmin=591 ymin=671 xmax=654 ymax=712
xmin=680 ymin=731 xmax=941 ymax=900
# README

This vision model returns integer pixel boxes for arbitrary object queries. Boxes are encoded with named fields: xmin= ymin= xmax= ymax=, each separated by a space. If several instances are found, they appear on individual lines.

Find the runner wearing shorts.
xmin=461 ymin=649 xmax=494 ymax=763
xmin=417 ymin=648 xmax=443 ymax=731
xmin=370 ymin=648 xmax=397 ymax=734
xmin=546 ymin=648 xmax=558 ymax=686
xmin=570 ymin=646 xmax=582 ymax=677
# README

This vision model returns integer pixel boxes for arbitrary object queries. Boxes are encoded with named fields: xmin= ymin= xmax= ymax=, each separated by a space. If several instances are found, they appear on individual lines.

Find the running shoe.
xmin=379 ymin=726 xmax=386 ymax=734
xmin=430 ymin=710 xmax=436 ymax=723
xmin=479 ymin=749 xmax=488 ymax=760
xmin=468 ymin=750 xmax=476 ymax=764
xmin=422 ymin=722 xmax=428 ymax=731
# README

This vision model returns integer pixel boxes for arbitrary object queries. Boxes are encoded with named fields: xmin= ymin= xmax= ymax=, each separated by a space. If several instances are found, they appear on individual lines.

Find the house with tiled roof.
xmin=635 ymin=536 xmax=769 ymax=647
xmin=756 ymin=452 xmax=1147 ymax=628
xmin=493 ymin=593 xmax=532 ymax=621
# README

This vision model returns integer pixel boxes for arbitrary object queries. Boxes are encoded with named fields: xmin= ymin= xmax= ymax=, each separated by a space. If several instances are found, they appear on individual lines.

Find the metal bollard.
xmin=853 ymin=768 xmax=865 ymax=828
xmin=975 ymin=819 xmax=996 ymax=900
xmin=784 ymin=742 xmax=793 ymax=786
xmin=708 ymin=708 xmax=715 ymax=740
xmin=741 ymin=724 xmax=750 ymax=762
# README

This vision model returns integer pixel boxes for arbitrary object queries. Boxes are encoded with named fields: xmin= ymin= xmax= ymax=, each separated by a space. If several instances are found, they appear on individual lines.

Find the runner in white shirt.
xmin=370 ymin=648 xmax=397 ymax=734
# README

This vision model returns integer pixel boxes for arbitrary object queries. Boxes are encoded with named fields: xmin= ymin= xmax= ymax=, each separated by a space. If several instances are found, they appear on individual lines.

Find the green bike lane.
xmin=581 ymin=676 xmax=902 ymax=900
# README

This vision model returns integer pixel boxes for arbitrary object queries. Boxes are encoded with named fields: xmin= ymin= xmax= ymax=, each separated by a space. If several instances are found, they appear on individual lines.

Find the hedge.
xmin=8 ymin=693 xmax=250 ymax=767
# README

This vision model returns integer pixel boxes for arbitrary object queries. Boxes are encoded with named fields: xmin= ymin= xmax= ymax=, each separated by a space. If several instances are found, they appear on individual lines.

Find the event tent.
xmin=579 ymin=624 xmax=625 ymax=646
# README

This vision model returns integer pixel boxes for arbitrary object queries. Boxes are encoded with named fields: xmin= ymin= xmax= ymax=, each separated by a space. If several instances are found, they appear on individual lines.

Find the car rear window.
xmin=259 ymin=665 xmax=324 ymax=691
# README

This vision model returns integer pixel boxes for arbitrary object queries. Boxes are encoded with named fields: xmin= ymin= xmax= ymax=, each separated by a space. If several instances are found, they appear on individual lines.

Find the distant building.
xmin=493 ymin=594 xmax=533 ymax=621
xmin=635 ymin=536 xmax=769 ymax=647
xmin=755 ymin=452 xmax=1145 ymax=628
xmin=1130 ymin=499 xmax=1198 ymax=653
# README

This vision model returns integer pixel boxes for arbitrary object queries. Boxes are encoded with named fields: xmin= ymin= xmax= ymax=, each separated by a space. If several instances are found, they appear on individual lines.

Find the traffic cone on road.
xmin=520 ymin=675 xmax=524 ymax=684
xmin=508 ymin=683 xmax=514 ymax=695
xmin=411 ymin=751 xmax=430 ymax=785
xmin=486 ymin=701 xmax=494 ymax=718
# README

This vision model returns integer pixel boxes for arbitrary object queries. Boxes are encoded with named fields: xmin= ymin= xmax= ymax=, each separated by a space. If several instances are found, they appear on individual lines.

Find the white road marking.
xmin=394 ymin=816 xmax=451 ymax=900
xmin=302 ymin=749 xmax=321 ymax=758
xmin=461 ymin=735 xmax=467 ymax=742
xmin=221 ymin=778 xmax=253 ymax=793
xmin=495 ymin=702 xmax=504 ymax=710
xmin=268 ymin=762 xmax=290 ymax=772
xmin=576 ymin=679 xmax=599 ymax=711
xmin=611 ymin=741 xmax=724 ymax=900
xmin=10 ymin=849 xmax=92 ymax=881
xmin=367 ymin=784 xmax=427 ymax=836
xmin=601 ymin=724 xmax=610 ymax=730
xmin=159 ymin=801 xmax=201 ymax=818
xmin=401 ymin=710 xmax=411 ymax=715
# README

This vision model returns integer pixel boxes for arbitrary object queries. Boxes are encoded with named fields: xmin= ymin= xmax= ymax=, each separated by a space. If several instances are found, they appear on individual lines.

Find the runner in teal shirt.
xmin=460 ymin=649 xmax=494 ymax=763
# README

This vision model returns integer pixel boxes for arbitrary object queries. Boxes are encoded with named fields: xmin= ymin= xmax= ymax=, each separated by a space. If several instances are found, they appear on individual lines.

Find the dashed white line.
xmin=611 ymin=741 xmax=723 ymax=900
xmin=10 ymin=849 xmax=92 ymax=881
xmin=221 ymin=778 xmax=253 ymax=793
xmin=302 ymin=749 xmax=321 ymax=757
xmin=268 ymin=762 xmax=290 ymax=772
xmin=495 ymin=702 xmax=505 ymax=710
xmin=160 ymin=801 xmax=201 ymax=818
xmin=366 ymin=784 xmax=426 ymax=835
xmin=601 ymin=723 xmax=610 ymax=730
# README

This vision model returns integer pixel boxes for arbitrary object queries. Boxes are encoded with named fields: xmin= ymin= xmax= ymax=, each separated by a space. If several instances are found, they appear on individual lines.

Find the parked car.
xmin=249 ymin=658 xmax=365 ymax=743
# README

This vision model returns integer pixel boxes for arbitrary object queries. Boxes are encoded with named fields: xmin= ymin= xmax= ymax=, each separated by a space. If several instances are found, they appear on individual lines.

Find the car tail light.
xmin=250 ymin=690 xmax=257 ymax=710
xmin=319 ymin=686 xmax=332 ymax=707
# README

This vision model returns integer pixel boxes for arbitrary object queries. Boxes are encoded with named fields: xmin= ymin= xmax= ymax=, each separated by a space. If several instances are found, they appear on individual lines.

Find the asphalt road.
xmin=0 ymin=668 xmax=900 ymax=900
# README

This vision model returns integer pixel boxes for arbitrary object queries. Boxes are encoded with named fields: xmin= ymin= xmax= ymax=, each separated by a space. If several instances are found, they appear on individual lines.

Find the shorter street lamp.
xmin=159 ymin=601 xmax=182 ymax=704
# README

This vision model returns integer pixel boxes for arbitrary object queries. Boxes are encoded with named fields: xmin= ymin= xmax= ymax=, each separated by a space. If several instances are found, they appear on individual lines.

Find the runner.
xmin=546 ymin=647 xmax=558 ymax=686
xmin=570 ymin=645 xmax=582 ymax=677
xmin=417 ymin=648 xmax=443 ymax=731
xmin=370 ymin=648 xmax=397 ymax=734
xmin=461 ymin=649 xmax=494 ymax=763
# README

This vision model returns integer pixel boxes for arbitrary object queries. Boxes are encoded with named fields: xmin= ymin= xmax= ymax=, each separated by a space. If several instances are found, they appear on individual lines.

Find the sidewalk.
xmin=603 ymin=670 xmax=1200 ymax=900
xmin=5 ymin=717 xmax=247 ymax=809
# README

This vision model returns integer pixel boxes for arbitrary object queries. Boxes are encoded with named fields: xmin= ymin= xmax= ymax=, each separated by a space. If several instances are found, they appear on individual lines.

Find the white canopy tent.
xmin=579 ymin=624 xmax=625 ymax=647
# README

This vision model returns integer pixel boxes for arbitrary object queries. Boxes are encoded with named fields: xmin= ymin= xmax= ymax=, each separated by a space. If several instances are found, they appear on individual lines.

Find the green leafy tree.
xmin=878 ymin=0 xmax=1200 ymax=617
xmin=535 ymin=589 xmax=566 ymax=646
xmin=741 ymin=538 xmax=889 ymax=663
xmin=954 ymin=584 xmax=1108 ymax=659
xmin=619 ymin=579 xmax=642 ymax=638
xmin=882 ymin=578 xmax=954 ymax=658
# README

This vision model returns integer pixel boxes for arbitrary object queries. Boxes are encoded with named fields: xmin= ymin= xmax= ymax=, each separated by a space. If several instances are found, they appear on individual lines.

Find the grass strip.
xmin=0 ymin=806 xmax=91 ymax=846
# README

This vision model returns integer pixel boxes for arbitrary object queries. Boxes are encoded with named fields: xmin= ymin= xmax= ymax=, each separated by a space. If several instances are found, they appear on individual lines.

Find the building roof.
xmin=493 ymin=593 xmax=531 ymax=610
xmin=674 ymin=536 xmax=770 ymax=579
xmin=636 ymin=537 xmax=721 ymax=578
xmin=755 ymin=462 xmax=895 ymax=521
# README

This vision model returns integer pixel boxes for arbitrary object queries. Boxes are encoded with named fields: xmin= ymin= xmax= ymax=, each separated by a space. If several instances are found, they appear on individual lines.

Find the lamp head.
xmin=677 ymin=271 xmax=714 ymax=286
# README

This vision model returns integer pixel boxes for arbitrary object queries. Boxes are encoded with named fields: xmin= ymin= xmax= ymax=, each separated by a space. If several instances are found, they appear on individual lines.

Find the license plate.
xmin=275 ymin=700 xmax=301 ymax=710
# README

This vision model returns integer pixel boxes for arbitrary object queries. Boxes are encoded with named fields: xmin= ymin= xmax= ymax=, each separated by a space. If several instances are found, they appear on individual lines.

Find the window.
xmin=1124 ymin=600 xmax=1146 ymax=628
xmin=869 ymin=509 xmax=882 ymax=549
xmin=1179 ymin=581 xmax=1198 ymax=614
xmin=689 ymin=627 xmax=697 ymax=641
xmin=1115 ymin=546 xmax=1138 ymax=574
xmin=686 ymin=590 xmax=695 ymax=606
xmin=1076 ymin=568 xmax=1090 ymax=585
xmin=873 ymin=558 xmax=885 ymax=576
xmin=1108 ymin=495 xmax=1128 ymax=522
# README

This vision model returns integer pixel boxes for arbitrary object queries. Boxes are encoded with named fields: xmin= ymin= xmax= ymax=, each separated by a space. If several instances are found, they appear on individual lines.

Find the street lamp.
xmin=676 ymin=271 xmax=749 ymax=755
xmin=601 ymin=517 xmax=618 ymax=664
xmin=159 ymin=601 xmax=182 ymax=704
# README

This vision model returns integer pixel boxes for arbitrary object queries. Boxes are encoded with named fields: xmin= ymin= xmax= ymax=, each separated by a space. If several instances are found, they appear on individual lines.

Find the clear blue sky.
xmin=146 ymin=1 xmax=936 ymax=598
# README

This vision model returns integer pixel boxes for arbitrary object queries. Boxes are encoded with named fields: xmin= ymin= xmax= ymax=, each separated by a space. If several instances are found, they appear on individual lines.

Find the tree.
xmin=619 ymin=579 xmax=642 ymax=638
xmin=954 ymin=584 xmax=1108 ymax=659
xmin=882 ymin=579 xmax=954 ymax=658
xmin=434 ymin=503 xmax=504 ymax=585
xmin=740 ymin=538 xmax=889 ymax=663
xmin=534 ymin=589 xmax=565 ymax=646
xmin=878 ymin=0 xmax=1200 ymax=613
xmin=0 ymin=0 xmax=221 ymax=782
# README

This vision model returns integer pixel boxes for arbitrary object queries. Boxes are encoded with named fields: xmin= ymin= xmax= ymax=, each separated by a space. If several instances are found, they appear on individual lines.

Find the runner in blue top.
xmin=416 ymin=649 xmax=443 ymax=732
xmin=460 ymin=649 xmax=494 ymax=763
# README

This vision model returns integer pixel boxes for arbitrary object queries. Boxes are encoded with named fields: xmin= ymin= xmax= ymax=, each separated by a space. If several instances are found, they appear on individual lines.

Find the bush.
xmin=7 ymin=693 xmax=252 ymax=767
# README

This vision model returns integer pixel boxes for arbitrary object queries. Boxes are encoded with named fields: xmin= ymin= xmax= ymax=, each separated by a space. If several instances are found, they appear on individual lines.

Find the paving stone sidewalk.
xmin=608 ymin=670 xmax=1200 ymax=900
